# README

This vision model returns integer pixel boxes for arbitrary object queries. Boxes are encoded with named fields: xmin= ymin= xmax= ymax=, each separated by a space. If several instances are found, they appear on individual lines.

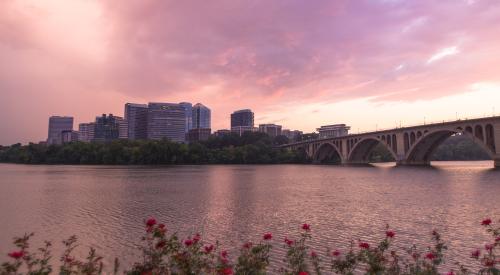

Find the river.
xmin=0 ymin=161 xmax=499 ymax=271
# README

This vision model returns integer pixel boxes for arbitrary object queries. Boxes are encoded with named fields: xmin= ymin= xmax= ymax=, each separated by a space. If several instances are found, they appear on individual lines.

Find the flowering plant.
xmin=1 ymin=218 xmax=498 ymax=274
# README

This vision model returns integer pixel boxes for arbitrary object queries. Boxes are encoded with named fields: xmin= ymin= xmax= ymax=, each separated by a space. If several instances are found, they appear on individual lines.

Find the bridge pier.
xmin=495 ymin=157 xmax=500 ymax=168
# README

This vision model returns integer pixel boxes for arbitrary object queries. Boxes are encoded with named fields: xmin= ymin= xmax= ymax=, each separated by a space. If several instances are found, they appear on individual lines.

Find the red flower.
xmin=446 ymin=271 xmax=455 ymax=275
xmin=221 ymin=250 xmax=228 ymax=258
xmin=220 ymin=268 xmax=233 ymax=275
xmin=146 ymin=218 xmax=157 ymax=227
xmin=311 ymin=251 xmax=318 ymax=258
xmin=485 ymin=244 xmax=494 ymax=251
xmin=332 ymin=250 xmax=341 ymax=257
xmin=359 ymin=242 xmax=370 ymax=249
xmin=184 ymin=239 xmax=193 ymax=247
xmin=482 ymin=219 xmax=492 ymax=226
xmin=471 ymin=249 xmax=481 ymax=258
xmin=386 ymin=231 xmax=395 ymax=238
xmin=243 ymin=242 xmax=252 ymax=249
xmin=302 ymin=224 xmax=311 ymax=231
xmin=204 ymin=245 xmax=214 ymax=254
xmin=284 ymin=237 xmax=294 ymax=246
xmin=156 ymin=240 xmax=166 ymax=249
xmin=64 ymin=256 xmax=73 ymax=263
xmin=158 ymin=223 xmax=166 ymax=229
xmin=7 ymin=251 xmax=24 ymax=259
xmin=496 ymin=237 xmax=500 ymax=243
xmin=484 ymin=259 xmax=495 ymax=267
xmin=425 ymin=253 xmax=435 ymax=260
xmin=298 ymin=272 xmax=309 ymax=275
xmin=263 ymin=233 xmax=272 ymax=240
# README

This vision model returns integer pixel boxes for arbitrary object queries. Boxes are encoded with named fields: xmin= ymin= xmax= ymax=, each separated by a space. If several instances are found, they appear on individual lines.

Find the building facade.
xmin=214 ymin=129 xmax=231 ymax=137
xmin=125 ymin=103 xmax=148 ymax=140
xmin=47 ymin=116 xmax=74 ymax=145
xmin=230 ymin=109 xmax=254 ymax=128
xmin=93 ymin=114 xmax=120 ymax=142
xmin=317 ymin=124 xmax=350 ymax=139
xmin=147 ymin=103 xmax=186 ymax=142
xmin=282 ymin=129 xmax=303 ymax=141
xmin=192 ymin=103 xmax=211 ymax=129
xmin=258 ymin=124 xmax=282 ymax=137
xmin=115 ymin=116 xmax=129 ymax=139
xmin=78 ymin=123 xmax=95 ymax=142
xmin=187 ymin=128 xmax=211 ymax=142
xmin=61 ymin=130 xmax=79 ymax=143
xmin=179 ymin=102 xmax=193 ymax=133
xmin=231 ymin=126 xmax=257 ymax=136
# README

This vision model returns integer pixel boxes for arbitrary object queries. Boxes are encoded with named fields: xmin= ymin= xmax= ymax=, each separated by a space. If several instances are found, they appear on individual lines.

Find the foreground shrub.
xmin=1 ymin=218 xmax=498 ymax=274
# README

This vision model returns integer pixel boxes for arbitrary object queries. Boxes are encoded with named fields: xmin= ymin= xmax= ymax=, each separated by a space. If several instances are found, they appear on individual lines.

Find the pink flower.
xmin=311 ymin=251 xmax=318 ymax=258
xmin=221 ymin=250 xmax=228 ymax=258
xmin=496 ymin=237 xmax=500 ymax=243
xmin=484 ymin=259 xmax=495 ymax=267
xmin=359 ymin=242 xmax=370 ymax=249
xmin=386 ymin=231 xmax=395 ymax=238
xmin=302 ymin=224 xmax=311 ymax=231
xmin=243 ymin=242 xmax=252 ymax=249
xmin=7 ymin=251 xmax=24 ymax=259
xmin=284 ymin=237 xmax=294 ymax=246
xmin=146 ymin=218 xmax=157 ymax=227
xmin=263 ymin=233 xmax=272 ymax=240
xmin=204 ymin=245 xmax=214 ymax=254
xmin=184 ymin=239 xmax=193 ymax=247
xmin=332 ymin=250 xmax=341 ymax=257
xmin=471 ymin=249 xmax=481 ymax=258
xmin=158 ymin=223 xmax=166 ymax=229
xmin=446 ymin=271 xmax=455 ymax=275
xmin=482 ymin=219 xmax=492 ymax=226
xmin=425 ymin=253 xmax=435 ymax=260
xmin=485 ymin=244 xmax=494 ymax=251
xmin=64 ymin=256 xmax=74 ymax=263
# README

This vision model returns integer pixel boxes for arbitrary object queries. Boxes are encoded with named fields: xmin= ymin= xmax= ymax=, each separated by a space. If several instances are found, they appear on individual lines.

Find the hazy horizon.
xmin=1 ymin=0 xmax=500 ymax=145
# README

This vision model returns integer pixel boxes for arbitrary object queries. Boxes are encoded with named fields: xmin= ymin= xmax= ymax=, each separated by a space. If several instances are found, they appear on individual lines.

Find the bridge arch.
xmin=313 ymin=142 xmax=343 ymax=164
xmin=405 ymin=127 xmax=496 ymax=164
xmin=347 ymin=137 xmax=397 ymax=163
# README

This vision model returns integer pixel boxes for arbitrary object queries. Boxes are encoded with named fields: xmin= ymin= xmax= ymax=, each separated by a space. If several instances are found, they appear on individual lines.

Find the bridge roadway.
xmin=280 ymin=116 xmax=500 ymax=167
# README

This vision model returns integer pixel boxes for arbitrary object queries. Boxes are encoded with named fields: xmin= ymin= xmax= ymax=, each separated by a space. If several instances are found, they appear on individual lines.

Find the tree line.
xmin=0 ymin=132 xmax=308 ymax=165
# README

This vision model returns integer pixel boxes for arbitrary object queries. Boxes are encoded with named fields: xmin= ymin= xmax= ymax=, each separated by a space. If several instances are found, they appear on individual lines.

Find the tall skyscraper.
xmin=78 ymin=122 xmax=95 ymax=142
xmin=179 ymin=102 xmax=193 ymax=133
xmin=125 ymin=103 xmax=148 ymax=140
xmin=147 ymin=103 xmax=186 ymax=142
xmin=231 ymin=109 xmax=254 ymax=128
xmin=47 ymin=116 xmax=74 ymax=145
xmin=192 ymin=103 xmax=211 ymax=129
xmin=93 ymin=114 xmax=120 ymax=142
xmin=231 ymin=109 xmax=255 ymax=136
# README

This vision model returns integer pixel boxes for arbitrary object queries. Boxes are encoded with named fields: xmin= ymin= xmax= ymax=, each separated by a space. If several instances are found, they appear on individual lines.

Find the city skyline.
xmin=2 ymin=0 xmax=500 ymax=145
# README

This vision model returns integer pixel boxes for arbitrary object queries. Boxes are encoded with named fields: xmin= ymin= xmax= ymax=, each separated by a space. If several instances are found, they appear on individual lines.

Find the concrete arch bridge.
xmin=280 ymin=117 xmax=500 ymax=167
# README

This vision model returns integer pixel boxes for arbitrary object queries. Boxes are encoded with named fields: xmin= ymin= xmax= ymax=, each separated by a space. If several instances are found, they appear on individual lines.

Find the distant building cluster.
xmin=46 ymin=103 xmax=348 ymax=145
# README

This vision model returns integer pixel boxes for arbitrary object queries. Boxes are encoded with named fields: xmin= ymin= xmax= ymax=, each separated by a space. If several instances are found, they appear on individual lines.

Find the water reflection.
xmin=0 ymin=161 xmax=499 ymax=271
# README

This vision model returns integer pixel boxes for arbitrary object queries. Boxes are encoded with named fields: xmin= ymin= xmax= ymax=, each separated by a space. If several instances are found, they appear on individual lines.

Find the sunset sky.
xmin=1 ymin=0 xmax=500 ymax=145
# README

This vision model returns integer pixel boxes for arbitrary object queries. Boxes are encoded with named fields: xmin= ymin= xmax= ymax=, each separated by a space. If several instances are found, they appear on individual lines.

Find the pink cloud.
xmin=1 ymin=0 xmax=500 ymax=144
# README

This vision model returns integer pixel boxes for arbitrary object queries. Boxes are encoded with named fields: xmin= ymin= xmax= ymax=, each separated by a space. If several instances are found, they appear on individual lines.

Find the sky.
xmin=1 ymin=0 xmax=500 ymax=145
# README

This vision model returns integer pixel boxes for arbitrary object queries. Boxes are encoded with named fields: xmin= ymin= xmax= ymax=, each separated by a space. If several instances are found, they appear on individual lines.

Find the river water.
xmin=0 ymin=162 xmax=499 ymax=271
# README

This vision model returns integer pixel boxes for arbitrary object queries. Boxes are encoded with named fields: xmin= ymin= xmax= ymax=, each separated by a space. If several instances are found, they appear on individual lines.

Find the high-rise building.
xmin=93 ymin=114 xmax=120 ymax=142
xmin=125 ymin=103 xmax=148 ymax=140
xmin=317 ymin=124 xmax=350 ymax=139
xmin=61 ymin=130 xmax=79 ymax=143
xmin=258 ymin=124 xmax=282 ymax=137
xmin=192 ymin=103 xmax=211 ymax=129
xmin=115 ymin=116 xmax=129 ymax=139
xmin=47 ymin=116 xmax=74 ymax=145
xmin=147 ymin=103 xmax=186 ymax=142
xmin=78 ymin=123 xmax=95 ymax=142
xmin=179 ymin=102 xmax=193 ymax=133
xmin=231 ymin=109 xmax=254 ymax=128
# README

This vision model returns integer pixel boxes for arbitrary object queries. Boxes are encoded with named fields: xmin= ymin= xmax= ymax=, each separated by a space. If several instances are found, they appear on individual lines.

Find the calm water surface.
xmin=0 ymin=162 xmax=499 ymax=271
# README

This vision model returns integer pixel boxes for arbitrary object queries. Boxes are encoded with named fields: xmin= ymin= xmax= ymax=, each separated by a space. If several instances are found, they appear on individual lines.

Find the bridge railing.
xmin=282 ymin=114 xmax=500 ymax=147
